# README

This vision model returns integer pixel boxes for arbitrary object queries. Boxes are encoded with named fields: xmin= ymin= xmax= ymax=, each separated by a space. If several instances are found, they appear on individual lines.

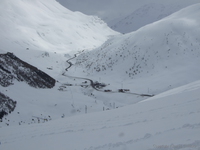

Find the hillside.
xmin=0 ymin=0 xmax=118 ymax=78
xmin=0 ymin=0 xmax=117 ymax=53
xmin=76 ymin=3 xmax=200 ymax=94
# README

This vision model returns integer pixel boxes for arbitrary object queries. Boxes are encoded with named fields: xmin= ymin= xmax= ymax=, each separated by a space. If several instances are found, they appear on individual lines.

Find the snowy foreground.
xmin=1 ymin=80 xmax=200 ymax=150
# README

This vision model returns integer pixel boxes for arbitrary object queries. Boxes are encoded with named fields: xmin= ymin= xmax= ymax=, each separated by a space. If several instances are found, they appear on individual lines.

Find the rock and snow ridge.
xmin=0 ymin=92 xmax=16 ymax=120
xmin=0 ymin=52 xmax=55 ymax=88
xmin=76 ymin=3 xmax=200 ymax=94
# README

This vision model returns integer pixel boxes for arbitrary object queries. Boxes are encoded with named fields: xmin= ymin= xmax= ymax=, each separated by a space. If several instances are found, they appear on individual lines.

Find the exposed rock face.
xmin=0 ymin=92 xmax=16 ymax=120
xmin=0 ymin=52 xmax=56 ymax=88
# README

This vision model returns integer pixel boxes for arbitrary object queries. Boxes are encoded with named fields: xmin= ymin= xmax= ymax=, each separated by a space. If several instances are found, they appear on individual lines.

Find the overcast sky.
xmin=56 ymin=0 xmax=200 ymax=22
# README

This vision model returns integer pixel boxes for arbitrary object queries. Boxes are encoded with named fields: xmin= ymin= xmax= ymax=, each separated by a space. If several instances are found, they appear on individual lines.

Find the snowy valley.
xmin=0 ymin=0 xmax=200 ymax=150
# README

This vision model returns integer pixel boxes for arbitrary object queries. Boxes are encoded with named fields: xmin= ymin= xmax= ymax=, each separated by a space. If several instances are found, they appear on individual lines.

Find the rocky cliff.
xmin=0 ymin=52 xmax=56 ymax=88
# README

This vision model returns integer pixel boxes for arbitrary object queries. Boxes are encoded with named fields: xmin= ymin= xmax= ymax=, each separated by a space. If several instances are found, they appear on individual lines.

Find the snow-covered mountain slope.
xmin=0 ymin=0 xmax=118 ymax=78
xmin=109 ymin=3 xmax=181 ymax=33
xmin=1 ymin=79 xmax=200 ymax=150
xmin=57 ymin=0 xmax=200 ymax=33
xmin=109 ymin=1 xmax=200 ymax=33
xmin=76 ymin=3 xmax=200 ymax=94
xmin=0 ymin=0 xmax=117 ymax=53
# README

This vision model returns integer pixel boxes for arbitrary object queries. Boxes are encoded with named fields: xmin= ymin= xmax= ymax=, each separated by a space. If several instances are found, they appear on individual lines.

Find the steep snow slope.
xmin=0 ymin=0 xmax=118 ymax=78
xmin=76 ymin=4 xmax=200 ymax=94
xmin=0 ymin=0 xmax=116 ymax=53
xmin=1 ymin=80 xmax=200 ymax=150
xmin=57 ymin=0 xmax=200 ymax=33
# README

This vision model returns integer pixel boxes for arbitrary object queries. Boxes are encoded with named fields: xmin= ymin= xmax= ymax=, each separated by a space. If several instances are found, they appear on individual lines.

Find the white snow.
xmin=76 ymin=3 xmax=200 ymax=94
xmin=0 ymin=0 xmax=118 ymax=78
xmin=1 ymin=80 xmax=200 ymax=150
xmin=0 ymin=0 xmax=117 ymax=53
xmin=0 ymin=1 xmax=200 ymax=150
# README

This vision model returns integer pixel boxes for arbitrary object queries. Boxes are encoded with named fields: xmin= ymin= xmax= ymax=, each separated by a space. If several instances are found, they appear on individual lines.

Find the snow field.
xmin=0 ymin=80 xmax=200 ymax=150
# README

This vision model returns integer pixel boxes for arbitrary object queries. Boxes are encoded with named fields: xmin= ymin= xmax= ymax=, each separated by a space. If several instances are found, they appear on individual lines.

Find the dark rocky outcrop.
xmin=0 ymin=52 xmax=56 ymax=88
xmin=0 ymin=92 xmax=16 ymax=120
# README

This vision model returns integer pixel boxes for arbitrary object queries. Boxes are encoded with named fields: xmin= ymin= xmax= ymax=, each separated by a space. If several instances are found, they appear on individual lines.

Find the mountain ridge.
xmin=0 ymin=52 xmax=56 ymax=88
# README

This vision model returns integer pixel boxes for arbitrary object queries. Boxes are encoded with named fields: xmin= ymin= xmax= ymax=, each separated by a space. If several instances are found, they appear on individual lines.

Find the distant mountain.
xmin=56 ymin=0 xmax=200 ymax=33
xmin=109 ymin=3 xmax=180 ymax=33
xmin=76 ymin=3 xmax=200 ymax=93
xmin=109 ymin=2 xmax=200 ymax=33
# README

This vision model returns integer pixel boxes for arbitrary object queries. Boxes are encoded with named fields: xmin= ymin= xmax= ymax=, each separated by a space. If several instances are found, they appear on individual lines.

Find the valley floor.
xmin=1 ymin=80 xmax=200 ymax=150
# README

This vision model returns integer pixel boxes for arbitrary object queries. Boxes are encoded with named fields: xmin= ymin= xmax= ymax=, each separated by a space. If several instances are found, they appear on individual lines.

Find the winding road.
xmin=62 ymin=51 xmax=154 ymax=97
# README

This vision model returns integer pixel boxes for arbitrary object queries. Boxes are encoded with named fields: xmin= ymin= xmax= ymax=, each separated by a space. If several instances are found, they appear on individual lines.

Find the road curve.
xmin=62 ymin=51 xmax=154 ymax=97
